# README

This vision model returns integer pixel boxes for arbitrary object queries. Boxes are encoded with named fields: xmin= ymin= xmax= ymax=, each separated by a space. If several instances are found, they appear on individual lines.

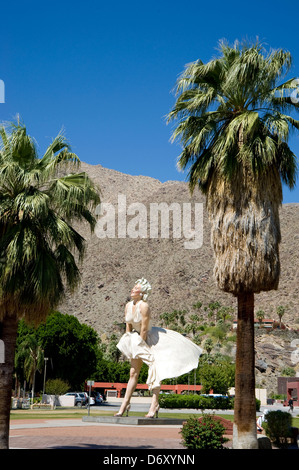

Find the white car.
xmin=64 ymin=392 xmax=87 ymax=406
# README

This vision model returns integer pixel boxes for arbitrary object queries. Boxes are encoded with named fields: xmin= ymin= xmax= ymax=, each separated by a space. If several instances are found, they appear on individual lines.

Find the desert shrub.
xmin=263 ymin=410 xmax=293 ymax=448
xmin=180 ymin=414 xmax=229 ymax=449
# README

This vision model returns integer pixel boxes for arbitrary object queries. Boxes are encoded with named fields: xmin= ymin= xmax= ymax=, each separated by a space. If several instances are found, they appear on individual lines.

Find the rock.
xmin=255 ymin=359 xmax=267 ymax=372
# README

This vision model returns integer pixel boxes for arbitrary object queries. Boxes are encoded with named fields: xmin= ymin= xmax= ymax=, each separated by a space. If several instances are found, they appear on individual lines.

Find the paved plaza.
xmin=9 ymin=418 xmax=186 ymax=449
xmin=8 ymin=404 xmax=298 ymax=451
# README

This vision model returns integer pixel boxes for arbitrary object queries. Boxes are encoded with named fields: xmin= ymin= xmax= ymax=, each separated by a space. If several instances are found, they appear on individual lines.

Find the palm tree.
xmin=190 ymin=314 xmax=200 ymax=335
xmin=0 ymin=120 xmax=100 ymax=448
xmin=276 ymin=305 xmax=287 ymax=328
xmin=256 ymin=309 xmax=265 ymax=328
xmin=168 ymin=40 xmax=298 ymax=448
xmin=16 ymin=334 xmax=44 ymax=404
xmin=203 ymin=338 xmax=213 ymax=355
xmin=217 ymin=306 xmax=234 ymax=323
xmin=208 ymin=301 xmax=221 ymax=323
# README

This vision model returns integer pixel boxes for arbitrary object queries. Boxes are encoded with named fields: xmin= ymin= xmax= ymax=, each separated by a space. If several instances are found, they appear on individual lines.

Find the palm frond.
xmin=168 ymin=39 xmax=298 ymax=189
xmin=0 ymin=119 xmax=101 ymax=321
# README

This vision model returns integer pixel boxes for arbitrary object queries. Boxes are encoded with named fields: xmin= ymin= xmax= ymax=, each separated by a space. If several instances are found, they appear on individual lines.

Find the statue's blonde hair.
xmin=135 ymin=278 xmax=152 ymax=301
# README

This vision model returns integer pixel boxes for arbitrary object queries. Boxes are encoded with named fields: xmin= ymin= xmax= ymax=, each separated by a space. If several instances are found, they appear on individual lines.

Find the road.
xmin=90 ymin=401 xmax=299 ymax=416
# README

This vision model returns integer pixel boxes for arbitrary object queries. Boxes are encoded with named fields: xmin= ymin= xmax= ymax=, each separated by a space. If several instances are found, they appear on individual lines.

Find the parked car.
xmin=83 ymin=392 xmax=95 ymax=405
xmin=64 ymin=392 xmax=87 ymax=407
xmin=91 ymin=391 xmax=104 ymax=405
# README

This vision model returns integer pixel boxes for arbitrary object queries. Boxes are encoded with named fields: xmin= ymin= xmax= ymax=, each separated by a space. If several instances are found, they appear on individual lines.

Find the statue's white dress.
xmin=117 ymin=300 xmax=202 ymax=390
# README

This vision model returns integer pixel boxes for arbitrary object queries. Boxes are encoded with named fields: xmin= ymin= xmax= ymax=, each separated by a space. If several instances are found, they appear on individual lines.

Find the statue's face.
xmin=131 ymin=284 xmax=142 ymax=299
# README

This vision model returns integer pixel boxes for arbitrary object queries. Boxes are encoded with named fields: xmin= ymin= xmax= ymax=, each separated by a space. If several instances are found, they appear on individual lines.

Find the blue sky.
xmin=1 ymin=0 xmax=299 ymax=203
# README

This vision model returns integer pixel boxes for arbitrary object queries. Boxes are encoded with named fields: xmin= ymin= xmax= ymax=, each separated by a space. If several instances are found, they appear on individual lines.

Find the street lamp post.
xmin=87 ymin=380 xmax=94 ymax=416
xmin=43 ymin=358 xmax=48 ymax=395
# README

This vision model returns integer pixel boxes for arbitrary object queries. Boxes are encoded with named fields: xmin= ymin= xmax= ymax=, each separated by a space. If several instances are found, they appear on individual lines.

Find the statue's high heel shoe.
xmin=145 ymin=405 xmax=159 ymax=419
xmin=114 ymin=404 xmax=131 ymax=417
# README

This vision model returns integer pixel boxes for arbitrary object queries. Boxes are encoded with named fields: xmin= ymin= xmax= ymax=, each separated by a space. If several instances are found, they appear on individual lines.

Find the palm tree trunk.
xmin=233 ymin=292 xmax=258 ymax=449
xmin=0 ymin=314 xmax=18 ymax=449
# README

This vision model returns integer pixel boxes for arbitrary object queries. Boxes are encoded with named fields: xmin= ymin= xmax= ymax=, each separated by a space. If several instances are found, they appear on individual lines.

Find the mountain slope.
xmin=59 ymin=162 xmax=299 ymax=336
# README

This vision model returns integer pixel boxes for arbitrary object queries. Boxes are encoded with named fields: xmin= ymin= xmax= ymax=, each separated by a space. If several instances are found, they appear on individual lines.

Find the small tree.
xmin=45 ymin=378 xmax=70 ymax=409
xmin=204 ymin=338 xmax=213 ymax=355
xmin=217 ymin=306 xmax=233 ymax=322
xmin=38 ymin=311 xmax=99 ymax=389
xmin=45 ymin=378 xmax=69 ymax=396
xmin=208 ymin=302 xmax=222 ymax=323
xmin=190 ymin=314 xmax=200 ymax=335
xmin=199 ymin=360 xmax=234 ymax=395
xmin=256 ymin=309 xmax=265 ymax=328
xmin=276 ymin=305 xmax=287 ymax=328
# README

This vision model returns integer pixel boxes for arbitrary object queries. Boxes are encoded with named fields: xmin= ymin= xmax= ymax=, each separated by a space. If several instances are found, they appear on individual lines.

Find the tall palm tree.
xmin=0 ymin=120 xmax=100 ymax=448
xmin=168 ymin=40 xmax=298 ymax=448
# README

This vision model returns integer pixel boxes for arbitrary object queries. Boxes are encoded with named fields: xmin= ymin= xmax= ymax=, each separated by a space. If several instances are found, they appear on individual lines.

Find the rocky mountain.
xmin=58 ymin=162 xmax=299 ymax=395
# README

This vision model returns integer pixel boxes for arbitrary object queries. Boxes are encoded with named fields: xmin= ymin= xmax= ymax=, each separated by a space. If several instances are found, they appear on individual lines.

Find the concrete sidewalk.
xmin=9 ymin=418 xmax=188 ymax=449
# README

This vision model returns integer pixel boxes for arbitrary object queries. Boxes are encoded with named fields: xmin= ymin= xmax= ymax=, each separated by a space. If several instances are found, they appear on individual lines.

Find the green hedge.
xmin=158 ymin=394 xmax=260 ymax=411
xmin=158 ymin=394 xmax=233 ymax=410
xmin=263 ymin=410 xmax=293 ymax=448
